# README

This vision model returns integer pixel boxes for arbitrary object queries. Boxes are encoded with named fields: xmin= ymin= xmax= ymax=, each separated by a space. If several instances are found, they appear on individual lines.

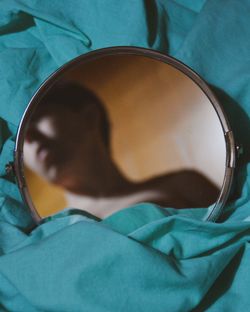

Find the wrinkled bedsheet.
xmin=0 ymin=1 xmax=250 ymax=311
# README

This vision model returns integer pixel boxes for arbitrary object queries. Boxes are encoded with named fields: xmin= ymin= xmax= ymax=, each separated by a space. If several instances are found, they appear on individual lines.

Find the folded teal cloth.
xmin=0 ymin=1 xmax=250 ymax=311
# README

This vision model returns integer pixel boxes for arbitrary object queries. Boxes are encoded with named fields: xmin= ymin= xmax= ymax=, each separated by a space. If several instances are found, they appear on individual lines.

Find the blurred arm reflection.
xmin=24 ymin=82 xmax=219 ymax=218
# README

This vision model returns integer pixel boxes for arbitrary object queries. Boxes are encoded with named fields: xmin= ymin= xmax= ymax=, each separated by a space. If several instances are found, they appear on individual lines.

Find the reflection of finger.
xmin=37 ymin=148 xmax=49 ymax=162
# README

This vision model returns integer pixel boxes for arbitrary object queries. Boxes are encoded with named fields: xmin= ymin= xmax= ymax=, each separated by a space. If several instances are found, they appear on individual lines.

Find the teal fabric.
xmin=0 ymin=1 xmax=250 ymax=311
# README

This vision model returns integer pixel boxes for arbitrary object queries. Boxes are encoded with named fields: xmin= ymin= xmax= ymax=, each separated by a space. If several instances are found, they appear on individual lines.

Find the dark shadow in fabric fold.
xmin=0 ymin=119 xmax=12 ymax=147
xmin=144 ymin=0 xmax=168 ymax=51
xmin=0 ymin=12 xmax=35 ymax=35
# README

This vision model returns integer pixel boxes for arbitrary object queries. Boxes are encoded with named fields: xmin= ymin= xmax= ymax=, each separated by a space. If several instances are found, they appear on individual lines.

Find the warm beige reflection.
xmin=23 ymin=54 xmax=225 ymax=218
xmin=24 ymin=167 xmax=66 ymax=215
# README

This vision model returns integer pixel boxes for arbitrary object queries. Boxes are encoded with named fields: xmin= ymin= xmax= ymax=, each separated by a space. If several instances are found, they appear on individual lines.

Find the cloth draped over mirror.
xmin=0 ymin=0 xmax=250 ymax=311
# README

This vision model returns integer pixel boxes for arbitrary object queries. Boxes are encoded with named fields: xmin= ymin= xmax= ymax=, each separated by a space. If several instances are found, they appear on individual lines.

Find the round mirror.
xmin=14 ymin=47 xmax=235 ymax=224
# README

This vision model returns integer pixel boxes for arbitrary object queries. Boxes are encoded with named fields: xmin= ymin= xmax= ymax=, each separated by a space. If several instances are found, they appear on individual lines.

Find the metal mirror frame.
xmin=13 ymin=46 xmax=236 ymax=225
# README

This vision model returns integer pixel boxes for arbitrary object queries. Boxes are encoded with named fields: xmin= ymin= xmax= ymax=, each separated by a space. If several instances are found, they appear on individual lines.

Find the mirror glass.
xmin=22 ymin=53 xmax=226 ymax=219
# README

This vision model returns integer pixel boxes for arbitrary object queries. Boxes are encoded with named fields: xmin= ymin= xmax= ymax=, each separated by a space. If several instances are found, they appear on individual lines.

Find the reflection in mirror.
xmin=23 ymin=55 xmax=226 ymax=218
